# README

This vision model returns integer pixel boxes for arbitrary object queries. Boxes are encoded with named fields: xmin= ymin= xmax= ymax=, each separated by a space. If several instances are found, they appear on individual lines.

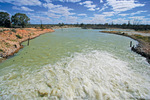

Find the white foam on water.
xmin=0 ymin=50 xmax=150 ymax=100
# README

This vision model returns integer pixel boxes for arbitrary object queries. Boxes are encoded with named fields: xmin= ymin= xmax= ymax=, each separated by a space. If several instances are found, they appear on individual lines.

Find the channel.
xmin=0 ymin=28 xmax=150 ymax=99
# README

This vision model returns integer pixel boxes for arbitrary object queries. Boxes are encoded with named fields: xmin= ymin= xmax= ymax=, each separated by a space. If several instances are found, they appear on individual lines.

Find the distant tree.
xmin=111 ymin=21 xmax=113 ymax=25
xmin=11 ymin=13 xmax=30 ymax=28
xmin=40 ymin=20 xmax=44 ymax=30
xmin=128 ymin=20 xmax=131 ymax=26
xmin=58 ymin=23 xmax=65 ymax=27
xmin=133 ymin=18 xmax=141 ymax=25
xmin=0 ymin=12 xmax=11 ymax=27
xmin=104 ymin=23 xmax=108 ymax=26
xmin=80 ymin=23 xmax=84 ymax=27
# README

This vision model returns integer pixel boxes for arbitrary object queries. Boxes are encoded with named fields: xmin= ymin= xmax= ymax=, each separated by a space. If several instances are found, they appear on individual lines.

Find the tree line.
xmin=0 ymin=12 xmax=30 ymax=28
xmin=80 ymin=23 xmax=150 ymax=31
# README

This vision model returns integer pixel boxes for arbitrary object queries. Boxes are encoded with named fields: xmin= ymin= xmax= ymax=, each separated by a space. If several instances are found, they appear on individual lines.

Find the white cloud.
xmin=44 ymin=0 xmax=81 ymax=3
xmin=43 ymin=3 xmax=61 ymax=9
xmin=100 ymin=0 xmax=103 ymax=3
xmin=118 ymin=14 xmax=129 ymax=16
xmin=131 ymin=10 xmax=147 ymax=16
xmin=65 ymin=16 xmax=78 ymax=23
xmin=78 ymin=14 xmax=87 ymax=17
xmin=129 ymin=16 xmax=145 ymax=19
xmin=12 ymin=6 xmax=34 ymax=11
xmin=0 ymin=10 xmax=7 ymax=12
xmin=79 ymin=1 xmax=98 ymax=11
xmin=90 ymin=14 xmax=107 ymax=24
xmin=106 ymin=0 xmax=145 ymax=12
xmin=39 ymin=11 xmax=61 ymax=18
xmin=59 ymin=0 xmax=81 ymax=2
xmin=99 ymin=3 xmax=108 ymax=12
xmin=111 ymin=18 xmax=129 ymax=24
xmin=77 ymin=13 xmax=130 ymax=24
xmin=0 ymin=0 xmax=42 ymax=6
xmin=102 ymin=11 xmax=115 ymax=17
xmin=43 ymin=3 xmax=75 ymax=17
xmin=31 ymin=16 xmax=52 ymax=24
xmin=44 ymin=0 xmax=52 ymax=3
xmin=128 ymin=16 xmax=145 ymax=24
xmin=47 ymin=13 xmax=61 ymax=18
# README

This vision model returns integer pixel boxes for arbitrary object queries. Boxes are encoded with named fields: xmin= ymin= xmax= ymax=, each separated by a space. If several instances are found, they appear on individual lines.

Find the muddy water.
xmin=0 ymin=28 xmax=150 ymax=99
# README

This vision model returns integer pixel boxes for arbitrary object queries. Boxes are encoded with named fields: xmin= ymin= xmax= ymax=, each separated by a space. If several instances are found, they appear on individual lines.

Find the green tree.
xmin=58 ymin=23 xmax=65 ymax=27
xmin=80 ymin=23 xmax=84 ymax=27
xmin=11 ymin=13 xmax=30 ymax=28
xmin=0 ymin=12 xmax=11 ymax=27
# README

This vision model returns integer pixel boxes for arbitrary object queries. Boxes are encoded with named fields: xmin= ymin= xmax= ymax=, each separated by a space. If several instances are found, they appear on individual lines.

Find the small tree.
xmin=11 ymin=13 xmax=30 ymax=28
xmin=0 ymin=12 xmax=11 ymax=27
xmin=80 ymin=23 xmax=84 ymax=27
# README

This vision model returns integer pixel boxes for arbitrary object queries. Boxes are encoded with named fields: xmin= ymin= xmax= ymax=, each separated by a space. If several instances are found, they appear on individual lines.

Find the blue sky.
xmin=0 ymin=0 xmax=150 ymax=24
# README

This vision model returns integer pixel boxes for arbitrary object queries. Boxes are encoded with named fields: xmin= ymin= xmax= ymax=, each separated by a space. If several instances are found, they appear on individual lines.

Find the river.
xmin=0 ymin=28 xmax=150 ymax=99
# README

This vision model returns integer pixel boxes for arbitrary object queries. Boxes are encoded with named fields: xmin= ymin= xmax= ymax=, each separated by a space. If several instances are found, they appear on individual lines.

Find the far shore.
xmin=0 ymin=28 xmax=54 ymax=62
xmin=101 ymin=30 xmax=150 ymax=64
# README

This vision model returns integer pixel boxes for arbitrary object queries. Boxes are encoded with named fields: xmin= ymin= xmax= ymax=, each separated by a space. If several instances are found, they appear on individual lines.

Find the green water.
xmin=0 ymin=28 xmax=150 ymax=99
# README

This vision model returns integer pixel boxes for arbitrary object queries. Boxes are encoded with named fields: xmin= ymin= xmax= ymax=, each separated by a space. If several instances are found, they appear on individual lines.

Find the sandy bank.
xmin=101 ymin=30 xmax=150 ymax=64
xmin=0 ymin=28 xmax=54 ymax=59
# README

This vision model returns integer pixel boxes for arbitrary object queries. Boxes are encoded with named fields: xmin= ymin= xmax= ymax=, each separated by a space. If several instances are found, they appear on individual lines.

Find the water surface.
xmin=0 ymin=28 xmax=150 ymax=99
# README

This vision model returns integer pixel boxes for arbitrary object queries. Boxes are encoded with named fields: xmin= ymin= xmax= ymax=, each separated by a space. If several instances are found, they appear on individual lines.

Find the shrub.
xmin=16 ymin=34 xmax=22 ymax=39
xmin=133 ymin=34 xmax=150 ymax=43
xmin=0 ymin=49 xmax=3 ymax=52
xmin=11 ymin=29 xmax=16 ymax=33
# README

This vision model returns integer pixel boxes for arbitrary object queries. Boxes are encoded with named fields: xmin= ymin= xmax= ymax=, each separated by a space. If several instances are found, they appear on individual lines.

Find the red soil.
xmin=0 ymin=28 xmax=54 ymax=58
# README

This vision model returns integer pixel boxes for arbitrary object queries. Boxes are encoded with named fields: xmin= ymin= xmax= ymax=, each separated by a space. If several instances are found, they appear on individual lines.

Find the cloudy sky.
xmin=0 ymin=0 xmax=150 ymax=24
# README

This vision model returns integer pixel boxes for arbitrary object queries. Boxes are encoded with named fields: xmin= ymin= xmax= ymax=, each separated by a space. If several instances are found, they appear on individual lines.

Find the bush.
xmin=0 ymin=49 xmax=3 ymax=52
xmin=11 ymin=29 xmax=16 ymax=33
xmin=133 ymin=34 xmax=150 ymax=43
xmin=16 ymin=34 xmax=22 ymax=39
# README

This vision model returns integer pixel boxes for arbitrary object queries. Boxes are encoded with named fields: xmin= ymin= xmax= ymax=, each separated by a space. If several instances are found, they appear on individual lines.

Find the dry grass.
xmin=132 ymin=34 xmax=150 ymax=43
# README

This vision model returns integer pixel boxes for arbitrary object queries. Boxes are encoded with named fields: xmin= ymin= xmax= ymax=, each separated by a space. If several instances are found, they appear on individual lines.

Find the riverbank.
xmin=101 ymin=30 xmax=150 ymax=64
xmin=0 ymin=28 xmax=54 ymax=59
xmin=51 ymin=25 xmax=78 ymax=29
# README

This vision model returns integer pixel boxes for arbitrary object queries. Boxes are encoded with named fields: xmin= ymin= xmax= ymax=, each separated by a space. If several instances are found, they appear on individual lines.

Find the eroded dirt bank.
xmin=0 ymin=28 xmax=54 ymax=58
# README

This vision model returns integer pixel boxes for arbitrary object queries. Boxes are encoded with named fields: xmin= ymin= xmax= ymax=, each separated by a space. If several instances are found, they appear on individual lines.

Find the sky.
xmin=0 ymin=0 xmax=150 ymax=24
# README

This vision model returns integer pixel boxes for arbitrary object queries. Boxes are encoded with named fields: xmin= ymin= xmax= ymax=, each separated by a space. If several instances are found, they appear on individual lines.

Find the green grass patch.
xmin=133 ymin=34 xmax=150 ymax=43
xmin=0 ymin=49 xmax=3 ymax=52
xmin=5 ymin=42 xmax=11 ymax=47
xmin=11 ymin=29 xmax=17 ymax=33
xmin=10 ymin=39 xmax=17 ymax=42
xmin=16 ymin=34 xmax=22 ymax=39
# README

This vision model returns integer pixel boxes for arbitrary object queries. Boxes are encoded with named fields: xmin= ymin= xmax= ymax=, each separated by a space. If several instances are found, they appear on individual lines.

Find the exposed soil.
xmin=0 ymin=28 xmax=54 ymax=59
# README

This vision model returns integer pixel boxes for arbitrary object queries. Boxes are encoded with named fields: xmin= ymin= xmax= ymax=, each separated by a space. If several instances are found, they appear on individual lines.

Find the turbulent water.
xmin=0 ymin=28 xmax=150 ymax=100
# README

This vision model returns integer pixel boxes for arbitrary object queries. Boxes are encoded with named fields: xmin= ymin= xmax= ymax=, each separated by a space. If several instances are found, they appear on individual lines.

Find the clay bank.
xmin=0 ymin=28 xmax=54 ymax=59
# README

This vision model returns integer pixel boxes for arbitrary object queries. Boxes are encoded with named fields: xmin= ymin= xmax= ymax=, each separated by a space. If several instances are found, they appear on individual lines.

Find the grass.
xmin=132 ymin=34 xmax=150 ymax=43
xmin=0 ymin=29 xmax=9 ymax=32
xmin=5 ymin=42 xmax=11 ymax=47
xmin=0 ymin=49 xmax=3 ymax=52
xmin=16 ymin=34 xmax=22 ymax=39
xmin=11 ymin=29 xmax=17 ymax=33
xmin=10 ymin=39 xmax=17 ymax=42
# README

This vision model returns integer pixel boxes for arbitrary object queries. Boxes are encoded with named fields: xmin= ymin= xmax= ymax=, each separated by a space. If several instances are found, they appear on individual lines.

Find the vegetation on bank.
xmin=133 ymin=34 xmax=150 ymax=43
xmin=101 ymin=31 xmax=150 ymax=43
xmin=81 ymin=24 xmax=150 ymax=31
xmin=16 ymin=34 xmax=22 ymax=39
